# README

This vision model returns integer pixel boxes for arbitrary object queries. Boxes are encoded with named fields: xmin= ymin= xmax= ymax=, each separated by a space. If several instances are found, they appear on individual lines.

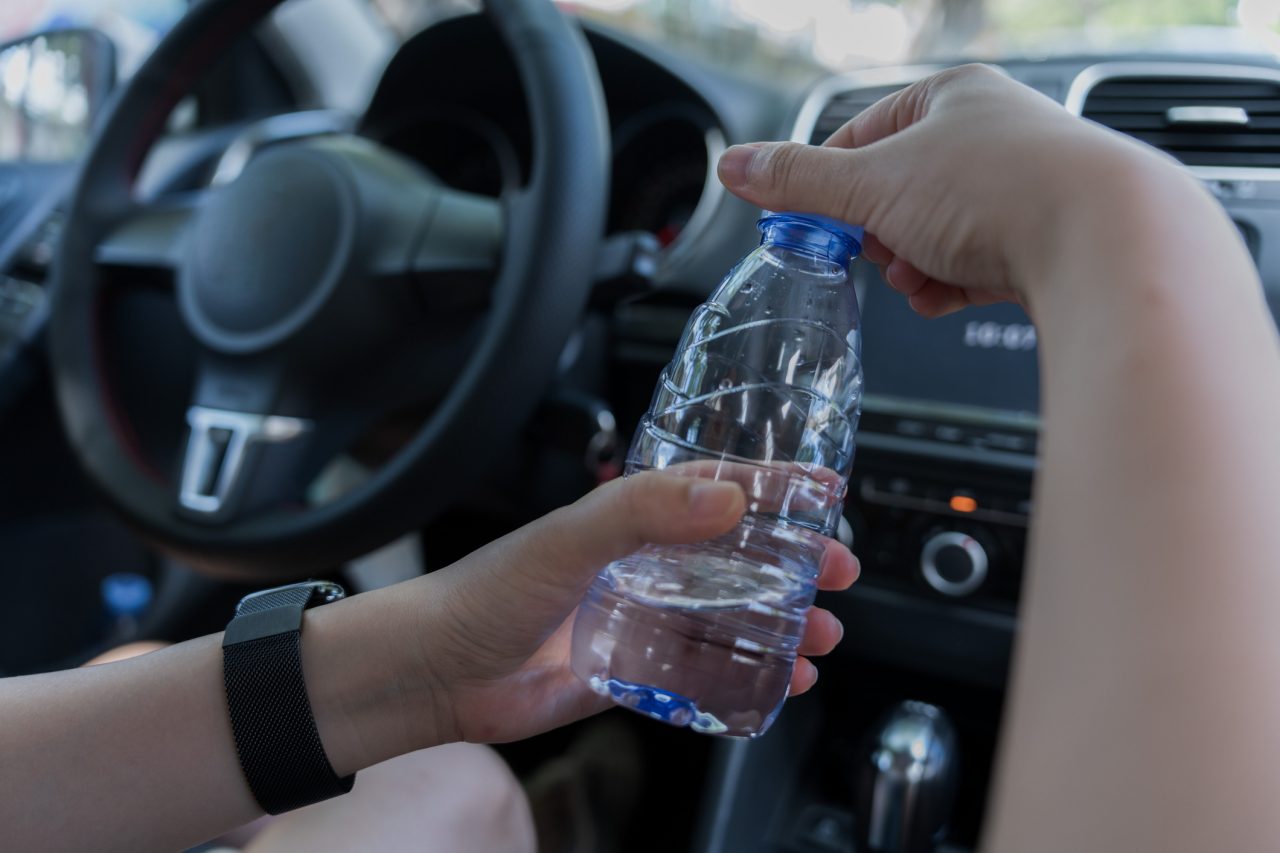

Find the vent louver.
xmin=1081 ymin=75 xmax=1280 ymax=168
xmin=807 ymin=85 xmax=906 ymax=144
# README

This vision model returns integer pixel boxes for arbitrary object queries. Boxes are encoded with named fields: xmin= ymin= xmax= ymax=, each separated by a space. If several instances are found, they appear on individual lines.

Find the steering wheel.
xmin=47 ymin=0 xmax=609 ymax=577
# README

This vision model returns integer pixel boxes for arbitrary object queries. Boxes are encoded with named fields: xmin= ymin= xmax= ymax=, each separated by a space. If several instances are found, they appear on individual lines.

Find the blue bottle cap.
xmin=758 ymin=211 xmax=864 ymax=260
xmin=770 ymin=212 xmax=864 ymax=249
xmin=101 ymin=572 xmax=153 ymax=619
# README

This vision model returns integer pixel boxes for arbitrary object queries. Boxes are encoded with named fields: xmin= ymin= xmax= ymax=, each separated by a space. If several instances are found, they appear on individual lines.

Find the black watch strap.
xmin=222 ymin=581 xmax=354 ymax=814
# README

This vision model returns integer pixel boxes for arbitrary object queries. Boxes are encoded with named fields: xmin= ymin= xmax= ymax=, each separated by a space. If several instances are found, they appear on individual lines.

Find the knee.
xmin=386 ymin=743 xmax=534 ymax=853
xmin=441 ymin=744 xmax=531 ymax=835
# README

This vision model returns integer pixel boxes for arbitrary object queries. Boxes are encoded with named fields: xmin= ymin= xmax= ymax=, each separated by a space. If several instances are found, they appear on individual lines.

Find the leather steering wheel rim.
xmin=47 ymin=0 xmax=609 ymax=577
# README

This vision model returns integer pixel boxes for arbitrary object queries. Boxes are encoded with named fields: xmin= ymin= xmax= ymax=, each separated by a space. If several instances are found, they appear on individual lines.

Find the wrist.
xmin=1013 ymin=133 xmax=1219 ymax=312
xmin=300 ymin=580 xmax=455 ymax=775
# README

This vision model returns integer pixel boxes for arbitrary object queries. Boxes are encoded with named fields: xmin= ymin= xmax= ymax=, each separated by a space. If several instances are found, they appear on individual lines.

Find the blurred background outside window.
xmin=6 ymin=1 xmax=1280 ymax=90
xmin=3 ymin=0 xmax=1280 ymax=126
xmin=369 ymin=0 xmax=1280 ymax=85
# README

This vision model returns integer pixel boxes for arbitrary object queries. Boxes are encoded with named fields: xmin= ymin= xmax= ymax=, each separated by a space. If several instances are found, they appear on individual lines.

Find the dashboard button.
xmin=920 ymin=531 xmax=988 ymax=597
xmin=982 ymin=431 xmax=1031 ymax=452
xmin=934 ymin=425 xmax=964 ymax=443
xmin=895 ymin=419 xmax=929 ymax=437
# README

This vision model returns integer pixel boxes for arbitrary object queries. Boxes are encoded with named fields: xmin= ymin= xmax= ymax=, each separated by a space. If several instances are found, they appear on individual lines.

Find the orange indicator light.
xmin=950 ymin=495 xmax=978 ymax=513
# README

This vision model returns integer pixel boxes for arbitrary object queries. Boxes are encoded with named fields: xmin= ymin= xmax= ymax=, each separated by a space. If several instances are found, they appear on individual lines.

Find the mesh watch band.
xmin=222 ymin=582 xmax=354 ymax=814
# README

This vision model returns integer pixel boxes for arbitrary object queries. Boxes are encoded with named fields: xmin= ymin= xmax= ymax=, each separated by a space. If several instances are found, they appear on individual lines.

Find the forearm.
xmin=987 ymin=149 xmax=1280 ymax=849
xmin=0 ymin=580 xmax=441 ymax=853
xmin=0 ymin=472 xmax=761 ymax=852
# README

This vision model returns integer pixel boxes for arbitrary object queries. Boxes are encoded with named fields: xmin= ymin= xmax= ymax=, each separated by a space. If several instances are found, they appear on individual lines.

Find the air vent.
xmin=807 ymin=85 xmax=906 ymax=144
xmin=1081 ymin=75 xmax=1280 ymax=168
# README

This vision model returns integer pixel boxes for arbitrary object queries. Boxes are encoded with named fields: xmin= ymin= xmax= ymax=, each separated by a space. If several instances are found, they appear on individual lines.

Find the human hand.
xmin=717 ymin=64 xmax=1188 ymax=317
xmin=411 ymin=471 xmax=858 ymax=744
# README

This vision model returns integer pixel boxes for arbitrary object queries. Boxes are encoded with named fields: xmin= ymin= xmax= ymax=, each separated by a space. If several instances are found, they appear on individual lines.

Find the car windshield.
xmin=367 ymin=0 xmax=1279 ymax=84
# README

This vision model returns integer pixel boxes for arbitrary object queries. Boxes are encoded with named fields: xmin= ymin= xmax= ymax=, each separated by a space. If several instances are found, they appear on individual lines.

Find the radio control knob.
xmin=920 ymin=531 xmax=988 ymax=597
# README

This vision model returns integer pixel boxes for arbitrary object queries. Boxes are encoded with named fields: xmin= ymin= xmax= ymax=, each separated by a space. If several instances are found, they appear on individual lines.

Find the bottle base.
xmin=586 ymin=675 xmax=737 ymax=736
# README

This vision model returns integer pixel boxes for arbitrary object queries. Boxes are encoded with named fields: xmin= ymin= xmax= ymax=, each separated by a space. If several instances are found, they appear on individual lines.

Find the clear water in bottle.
xmin=571 ymin=212 xmax=864 ymax=738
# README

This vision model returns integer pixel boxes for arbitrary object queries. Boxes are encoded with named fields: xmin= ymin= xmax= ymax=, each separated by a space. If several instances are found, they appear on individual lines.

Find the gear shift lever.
xmin=855 ymin=701 xmax=959 ymax=853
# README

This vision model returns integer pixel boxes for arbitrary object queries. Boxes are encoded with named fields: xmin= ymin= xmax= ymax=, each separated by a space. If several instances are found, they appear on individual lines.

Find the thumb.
xmin=513 ymin=471 xmax=745 ymax=593
xmin=717 ymin=141 xmax=883 ymax=228
xmin=443 ymin=472 xmax=746 ymax=642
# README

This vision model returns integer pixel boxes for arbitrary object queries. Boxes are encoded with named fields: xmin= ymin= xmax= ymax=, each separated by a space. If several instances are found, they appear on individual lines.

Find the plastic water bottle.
xmin=570 ymin=212 xmax=864 ymax=738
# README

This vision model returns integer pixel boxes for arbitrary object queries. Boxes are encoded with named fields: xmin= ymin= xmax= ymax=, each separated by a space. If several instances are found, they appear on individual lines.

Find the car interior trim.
xmin=659 ymin=124 xmax=728 ymax=268
xmin=857 ymin=431 xmax=1038 ymax=472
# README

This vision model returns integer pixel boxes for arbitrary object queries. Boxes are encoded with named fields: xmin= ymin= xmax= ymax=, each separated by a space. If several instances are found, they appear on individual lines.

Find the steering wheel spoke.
xmin=177 ymin=349 xmax=436 ymax=525
xmin=404 ymin=189 xmax=502 ymax=285
xmin=179 ymin=405 xmax=309 ymax=520
xmin=177 ymin=357 xmax=305 ymax=522
xmin=93 ymin=192 xmax=203 ymax=270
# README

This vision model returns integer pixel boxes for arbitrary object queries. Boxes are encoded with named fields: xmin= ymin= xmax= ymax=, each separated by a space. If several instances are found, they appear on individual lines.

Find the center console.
xmin=850 ymin=269 xmax=1037 ymax=614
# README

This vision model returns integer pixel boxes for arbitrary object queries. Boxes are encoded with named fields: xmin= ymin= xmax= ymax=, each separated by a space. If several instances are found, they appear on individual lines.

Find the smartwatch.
xmin=222 ymin=580 xmax=355 ymax=814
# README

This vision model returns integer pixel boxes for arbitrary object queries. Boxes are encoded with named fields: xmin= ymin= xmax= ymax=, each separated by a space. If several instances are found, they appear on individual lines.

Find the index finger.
xmin=817 ymin=538 xmax=859 ymax=591
xmin=822 ymin=76 xmax=933 ymax=150
xmin=648 ymin=458 xmax=847 ymax=522
xmin=822 ymin=64 xmax=1010 ymax=150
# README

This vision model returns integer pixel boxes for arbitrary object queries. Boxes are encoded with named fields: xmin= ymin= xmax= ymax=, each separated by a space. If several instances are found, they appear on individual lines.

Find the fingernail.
xmin=688 ymin=480 xmax=740 ymax=518
xmin=717 ymin=143 xmax=765 ymax=188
